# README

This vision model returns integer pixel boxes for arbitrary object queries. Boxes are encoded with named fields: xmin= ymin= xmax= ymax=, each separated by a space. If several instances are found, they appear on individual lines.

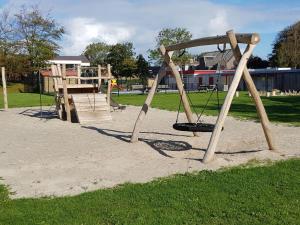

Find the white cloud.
xmin=62 ymin=17 xmax=134 ymax=55
xmin=3 ymin=0 xmax=300 ymax=57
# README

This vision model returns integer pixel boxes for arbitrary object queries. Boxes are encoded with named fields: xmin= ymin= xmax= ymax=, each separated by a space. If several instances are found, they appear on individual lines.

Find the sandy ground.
xmin=0 ymin=106 xmax=299 ymax=198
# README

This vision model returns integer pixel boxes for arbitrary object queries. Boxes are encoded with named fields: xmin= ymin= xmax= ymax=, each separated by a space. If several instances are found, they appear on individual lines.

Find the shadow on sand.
xmin=82 ymin=127 xmax=263 ymax=160
xmin=83 ymin=126 xmax=195 ymax=158
xmin=19 ymin=108 xmax=57 ymax=120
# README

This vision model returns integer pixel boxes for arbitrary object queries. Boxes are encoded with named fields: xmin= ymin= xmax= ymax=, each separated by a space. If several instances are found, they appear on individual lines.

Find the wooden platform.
xmin=58 ymin=84 xmax=98 ymax=94
xmin=72 ymin=93 xmax=112 ymax=124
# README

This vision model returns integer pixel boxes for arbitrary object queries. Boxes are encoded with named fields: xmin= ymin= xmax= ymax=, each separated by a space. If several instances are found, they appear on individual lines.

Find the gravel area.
xmin=0 ymin=106 xmax=299 ymax=198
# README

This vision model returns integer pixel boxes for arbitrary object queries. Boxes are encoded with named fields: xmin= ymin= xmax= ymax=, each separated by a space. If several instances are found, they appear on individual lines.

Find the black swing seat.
xmin=173 ymin=123 xmax=215 ymax=132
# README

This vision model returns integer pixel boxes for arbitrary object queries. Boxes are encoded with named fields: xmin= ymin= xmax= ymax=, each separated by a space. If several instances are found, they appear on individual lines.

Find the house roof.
xmin=198 ymin=50 xmax=234 ymax=68
xmin=52 ymin=55 xmax=90 ymax=63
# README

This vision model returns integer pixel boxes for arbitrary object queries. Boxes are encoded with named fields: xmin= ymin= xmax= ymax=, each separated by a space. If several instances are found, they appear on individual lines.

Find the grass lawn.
xmin=0 ymin=159 xmax=299 ymax=225
xmin=1 ymin=83 xmax=299 ymax=126
xmin=113 ymin=92 xmax=300 ymax=126
xmin=0 ymin=83 xmax=54 ymax=109
xmin=0 ymin=93 xmax=54 ymax=109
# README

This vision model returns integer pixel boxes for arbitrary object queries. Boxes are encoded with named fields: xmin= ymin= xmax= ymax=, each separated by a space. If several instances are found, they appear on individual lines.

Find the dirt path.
xmin=0 ymin=106 xmax=299 ymax=198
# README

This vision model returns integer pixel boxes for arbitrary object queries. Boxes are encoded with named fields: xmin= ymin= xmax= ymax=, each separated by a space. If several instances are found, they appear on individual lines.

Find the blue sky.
xmin=1 ymin=0 xmax=299 ymax=59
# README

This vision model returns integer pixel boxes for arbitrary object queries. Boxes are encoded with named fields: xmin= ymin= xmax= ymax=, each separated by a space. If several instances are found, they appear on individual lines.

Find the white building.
xmin=48 ymin=55 xmax=90 ymax=67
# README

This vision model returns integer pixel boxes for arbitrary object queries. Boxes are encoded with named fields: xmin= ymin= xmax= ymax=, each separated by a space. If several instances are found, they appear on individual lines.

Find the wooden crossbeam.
xmin=166 ymin=33 xmax=260 ymax=51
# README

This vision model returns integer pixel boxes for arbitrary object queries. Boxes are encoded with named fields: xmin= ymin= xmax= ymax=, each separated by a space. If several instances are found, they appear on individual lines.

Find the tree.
xmin=148 ymin=27 xmax=192 ymax=65
xmin=14 ymin=5 xmax=64 ymax=71
xmin=247 ymin=55 xmax=269 ymax=69
xmin=269 ymin=21 xmax=300 ymax=68
xmin=105 ymin=42 xmax=136 ymax=78
xmin=136 ymin=54 xmax=150 ymax=89
xmin=0 ymin=10 xmax=15 ymax=54
xmin=83 ymin=42 xmax=111 ymax=66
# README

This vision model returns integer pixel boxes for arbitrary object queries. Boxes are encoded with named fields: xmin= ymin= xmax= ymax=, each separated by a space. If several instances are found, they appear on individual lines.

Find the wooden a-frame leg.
xmin=203 ymin=44 xmax=256 ymax=163
xmin=60 ymin=64 xmax=71 ymax=122
xmin=160 ymin=45 xmax=199 ymax=137
xmin=227 ymin=30 xmax=276 ymax=151
xmin=131 ymin=64 xmax=167 ymax=142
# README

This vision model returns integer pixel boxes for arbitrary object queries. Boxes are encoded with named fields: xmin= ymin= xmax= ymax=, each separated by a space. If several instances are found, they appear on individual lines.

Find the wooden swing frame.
xmin=130 ymin=30 xmax=276 ymax=163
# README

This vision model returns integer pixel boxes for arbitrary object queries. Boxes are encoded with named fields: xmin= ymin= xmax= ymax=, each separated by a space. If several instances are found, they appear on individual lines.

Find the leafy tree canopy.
xmin=148 ymin=27 xmax=192 ymax=66
xmin=83 ymin=42 xmax=111 ymax=66
xmin=269 ymin=21 xmax=300 ymax=68
xmin=105 ymin=42 xmax=136 ymax=78
xmin=0 ymin=5 xmax=64 ymax=78
xmin=136 ymin=54 xmax=150 ymax=87
xmin=247 ymin=55 xmax=269 ymax=69
xmin=14 ymin=5 xmax=64 ymax=70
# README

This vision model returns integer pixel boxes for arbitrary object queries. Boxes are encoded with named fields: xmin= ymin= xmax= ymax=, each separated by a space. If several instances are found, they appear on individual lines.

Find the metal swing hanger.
xmin=217 ymin=42 xmax=227 ymax=53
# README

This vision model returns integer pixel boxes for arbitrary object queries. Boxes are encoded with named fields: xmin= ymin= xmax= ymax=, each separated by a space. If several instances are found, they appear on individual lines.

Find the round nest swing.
xmin=172 ymin=44 xmax=227 ymax=133
xmin=173 ymin=122 xmax=215 ymax=132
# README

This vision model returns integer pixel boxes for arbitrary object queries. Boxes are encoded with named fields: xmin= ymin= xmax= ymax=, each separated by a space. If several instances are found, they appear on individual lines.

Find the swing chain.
xmin=174 ymin=43 xmax=226 ymax=127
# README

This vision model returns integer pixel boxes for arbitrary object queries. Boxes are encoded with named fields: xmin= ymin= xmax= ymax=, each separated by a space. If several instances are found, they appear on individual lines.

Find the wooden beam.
xmin=50 ymin=76 xmax=111 ymax=80
xmin=160 ymin=45 xmax=199 ymax=137
xmin=107 ymin=64 xmax=112 ymax=108
xmin=166 ymin=32 xmax=260 ymax=51
xmin=227 ymin=30 xmax=276 ymax=151
xmin=51 ymin=65 xmax=62 ymax=119
xmin=61 ymin=64 xmax=71 ymax=122
xmin=203 ymin=44 xmax=256 ymax=163
xmin=131 ymin=64 xmax=167 ymax=142
xmin=77 ymin=65 xmax=81 ymax=84
xmin=1 ymin=67 xmax=8 ymax=110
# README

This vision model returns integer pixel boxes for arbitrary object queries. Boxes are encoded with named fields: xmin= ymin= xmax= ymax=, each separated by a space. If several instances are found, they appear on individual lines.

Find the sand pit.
xmin=0 ymin=106 xmax=299 ymax=198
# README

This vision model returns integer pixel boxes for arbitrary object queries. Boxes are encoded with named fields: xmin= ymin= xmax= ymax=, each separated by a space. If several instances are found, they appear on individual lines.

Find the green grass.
xmin=0 ymin=93 xmax=54 ymax=108
xmin=1 ymin=83 xmax=299 ymax=126
xmin=0 ymin=159 xmax=299 ymax=225
xmin=113 ymin=92 xmax=300 ymax=126
xmin=0 ymin=82 xmax=54 ymax=108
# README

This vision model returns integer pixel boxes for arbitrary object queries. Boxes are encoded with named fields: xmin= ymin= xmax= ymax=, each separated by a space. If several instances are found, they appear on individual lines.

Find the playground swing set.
xmin=131 ymin=30 xmax=277 ymax=163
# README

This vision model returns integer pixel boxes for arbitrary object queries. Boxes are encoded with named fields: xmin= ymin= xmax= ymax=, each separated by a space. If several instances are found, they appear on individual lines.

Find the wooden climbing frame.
xmin=131 ymin=30 xmax=276 ymax=163
xmin=50 ymin=64 xmax=113 ymax=122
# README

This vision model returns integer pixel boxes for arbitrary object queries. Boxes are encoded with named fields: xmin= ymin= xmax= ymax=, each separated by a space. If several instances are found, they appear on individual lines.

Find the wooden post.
xmin=226 ymin=30 xmax=276 ymax=151
xmin=98 ymin=65 xmax=102 ymax=92
xmin=107 ymin=64 xmax=112 ymax=108
xmin=61 ymin=64 xmax=71 ymax=122
xmin=51 ymin=65 xmax=62 ymax=119
xmin=1 ymin=67 xmax=8 ymax=110
xmin=77 ymin=65 xmax=81 ymax=84
xmin=131 ymin=64 xmax=167 ymax=142
xmin=160 ymin=45 xmax=199 ymax=137
xmin=203 ymin=44 xmax=255 ymax=163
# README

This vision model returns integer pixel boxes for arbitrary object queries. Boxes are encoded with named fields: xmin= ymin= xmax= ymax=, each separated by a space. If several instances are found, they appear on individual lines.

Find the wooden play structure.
xmin=1 ymin=67 xmax=8 ymax=110
xmin=50 ymin=64 xmax=113 ymax=124
xmin=131 ymin=30 xmax=276 ymax=163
